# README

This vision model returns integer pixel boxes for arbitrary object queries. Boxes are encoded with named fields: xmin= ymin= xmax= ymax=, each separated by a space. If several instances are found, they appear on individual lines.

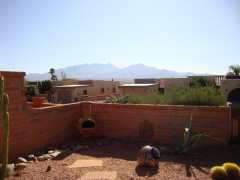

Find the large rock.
xmin=0 ymin=164 xmax=14 ymax=178
xmin=27 ymin=154 xmax=35 ymax=161
xmin=16 ymin=157 xmax=27 ymax=164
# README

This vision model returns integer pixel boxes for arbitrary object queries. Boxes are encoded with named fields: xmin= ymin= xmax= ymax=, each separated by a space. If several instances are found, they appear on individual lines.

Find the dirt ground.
xmin=7 ymin=139 xmax=240 ymax=180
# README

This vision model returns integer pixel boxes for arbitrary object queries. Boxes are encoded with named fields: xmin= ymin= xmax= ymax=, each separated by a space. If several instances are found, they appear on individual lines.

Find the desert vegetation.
xmin=105 ymin=83 xmax=227 ymax=106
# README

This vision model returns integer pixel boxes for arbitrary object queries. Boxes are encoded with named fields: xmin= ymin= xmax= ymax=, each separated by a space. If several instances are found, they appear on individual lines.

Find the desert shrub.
xmin=105 ymin=83 xmax=226 ymax=106
xmin=164 ymin=83 xmax=226 ymax=106
xmin=25 ymin=86 xmax=37 ymax=96
xmin=189 ymin=76 xmax=210 ymax=87
xmin=105 ymin=95 xmax=129 ymax=104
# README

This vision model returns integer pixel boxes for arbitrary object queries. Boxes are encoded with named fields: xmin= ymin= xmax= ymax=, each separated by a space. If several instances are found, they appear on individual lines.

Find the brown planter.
xmin=32 ymin=97 xmax=45 ymax=104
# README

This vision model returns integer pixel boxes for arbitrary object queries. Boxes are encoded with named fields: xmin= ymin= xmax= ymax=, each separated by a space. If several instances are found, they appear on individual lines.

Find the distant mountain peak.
xmin=26 ymin=63 xmax=204 ymax=81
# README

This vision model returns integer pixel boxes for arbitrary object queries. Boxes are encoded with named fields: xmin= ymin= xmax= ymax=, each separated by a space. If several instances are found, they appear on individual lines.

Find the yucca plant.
xmin=210 ymin=166 xmax=227 ymax=179
xmin=222 ymin=162 xmax=240 ymax=179
xmin=173 ymin=109 xmax=223 ymax=155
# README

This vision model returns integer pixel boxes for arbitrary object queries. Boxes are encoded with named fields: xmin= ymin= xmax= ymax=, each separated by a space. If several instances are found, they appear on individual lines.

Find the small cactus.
xmin=222 ymin=162 xmax=240 ymax=179
xmin=210 ymin=166 xmax=227 ymax=179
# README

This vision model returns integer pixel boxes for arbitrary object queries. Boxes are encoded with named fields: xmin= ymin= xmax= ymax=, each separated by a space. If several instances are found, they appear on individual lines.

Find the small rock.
xmin=0 ymin=164 xmax=14 ymax=178
xmin=16 ymin=163 xmax=27 ymax=169
xmin=73 ymin=145 xmax=84 ymax=151
xmin=48 ymin=150 xmax=54 ymax=154
xmin=34 ymin=157 xmax=38 ymax=162
xmin=37 ymin=156 xmax=44 ymax=161
xmin=43 ymin=154 xmax=51 ymax=160
xmin=27 ymin=161 xmax=34 ymax=163
xmin=16 ymin=157 xmax=27 ymax=164
xmin=50 ymin=151 xmax=61 ymax=158
xmin=84 ymin=145 xmax=89 ymax=149
xmin=46 ymin=165 xmax=51 ymax=172
xmin=27 ymin=154 xmax=35 ymax=161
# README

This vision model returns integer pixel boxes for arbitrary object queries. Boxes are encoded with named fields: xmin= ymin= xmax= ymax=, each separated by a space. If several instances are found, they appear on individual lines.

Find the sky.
xmin=0 ymin=0 xmax=240 ymax=75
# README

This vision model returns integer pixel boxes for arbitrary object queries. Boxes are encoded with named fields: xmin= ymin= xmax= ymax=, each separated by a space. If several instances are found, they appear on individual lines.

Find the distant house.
xmin=52 ymin=80 xmax=120 ymax=103
xmin=118 ymin=78 xmax=163 ymax=96
xmin=25 ymin=81 xmax=38 ymax=88
xmin=118 ymin=76 xmax=240 ymax=104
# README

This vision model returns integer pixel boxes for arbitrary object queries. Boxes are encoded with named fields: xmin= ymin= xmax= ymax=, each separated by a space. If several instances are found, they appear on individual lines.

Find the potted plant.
xmin=32 ymin=87 xmax=45 ymax=104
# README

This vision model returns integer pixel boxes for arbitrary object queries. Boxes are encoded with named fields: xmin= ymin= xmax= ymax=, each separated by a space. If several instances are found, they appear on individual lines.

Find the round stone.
xmin=48 ymin=150 xmax=54 ymax=154
xmin=16 ymin=157 xmax=27 ymax=164
xmin=27 ymin=154 xmax=35 ymax=161
xmin=37 ymin=156 xmax=44 ymax=161
xmin=43 ymin=154 xmax=51 ymax=160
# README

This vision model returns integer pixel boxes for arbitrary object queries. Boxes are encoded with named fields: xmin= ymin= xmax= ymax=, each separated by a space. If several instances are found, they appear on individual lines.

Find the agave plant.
xmin=173 ymin=109 xmax=223 ymax=154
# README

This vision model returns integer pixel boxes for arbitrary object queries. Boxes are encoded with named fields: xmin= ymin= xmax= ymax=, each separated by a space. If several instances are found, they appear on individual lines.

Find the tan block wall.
xmin=119 ymin=85 xmax=158 ymax=96
xmin=221 ymin=79 xmax=240 ymax=101
xmin=92 ymin=80 xmax=120 ymax=95
xmin=164 ymin=78 xmax=189 ymax=92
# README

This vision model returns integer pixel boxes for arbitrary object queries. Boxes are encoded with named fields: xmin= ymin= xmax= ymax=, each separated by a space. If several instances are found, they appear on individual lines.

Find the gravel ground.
xmin=7 ymin=142 xmax=240 ymax=180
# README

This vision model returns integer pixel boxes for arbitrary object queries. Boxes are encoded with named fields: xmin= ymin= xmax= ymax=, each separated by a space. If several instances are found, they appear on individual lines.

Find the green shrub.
xmin=37 ymin=80 xmax=51 ymax=94
xmin=105 ymin=83 xmax=226 ymax=106
xmin=25 ymin=85 xmax=37 ymax=96
xmin=189 ymin=76 xmax=210 ymax=87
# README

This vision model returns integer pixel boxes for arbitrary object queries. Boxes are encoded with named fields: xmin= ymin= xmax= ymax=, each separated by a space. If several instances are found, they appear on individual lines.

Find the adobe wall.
xmin=91 ymin=103 xmax=229 ymax=147
xmin=0 ymin=71 xmax=82 ymax=162
xmin=221 ymin=79 xmax=240 ymax=100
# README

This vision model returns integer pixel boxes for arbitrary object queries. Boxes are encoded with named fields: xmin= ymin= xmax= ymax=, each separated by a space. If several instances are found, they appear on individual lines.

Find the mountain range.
xmin=26 ymin=63 xmax=211 ymax=82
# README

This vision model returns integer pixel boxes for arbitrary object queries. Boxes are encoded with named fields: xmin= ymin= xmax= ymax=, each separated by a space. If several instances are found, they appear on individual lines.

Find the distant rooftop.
xmin=52 ymin=84 xmax=93 ymax=89
xmin=118 ymin=84 xmax=157 ymax=87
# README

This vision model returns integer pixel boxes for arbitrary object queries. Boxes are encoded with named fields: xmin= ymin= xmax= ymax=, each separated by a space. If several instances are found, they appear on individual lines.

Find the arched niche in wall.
xmin=227 ymin=88 xmax=240 ymax=103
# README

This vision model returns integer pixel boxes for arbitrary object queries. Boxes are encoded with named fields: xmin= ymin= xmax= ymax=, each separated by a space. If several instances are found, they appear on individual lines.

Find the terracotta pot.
xmin=32 ymin=97 xmax=45 ymax=104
